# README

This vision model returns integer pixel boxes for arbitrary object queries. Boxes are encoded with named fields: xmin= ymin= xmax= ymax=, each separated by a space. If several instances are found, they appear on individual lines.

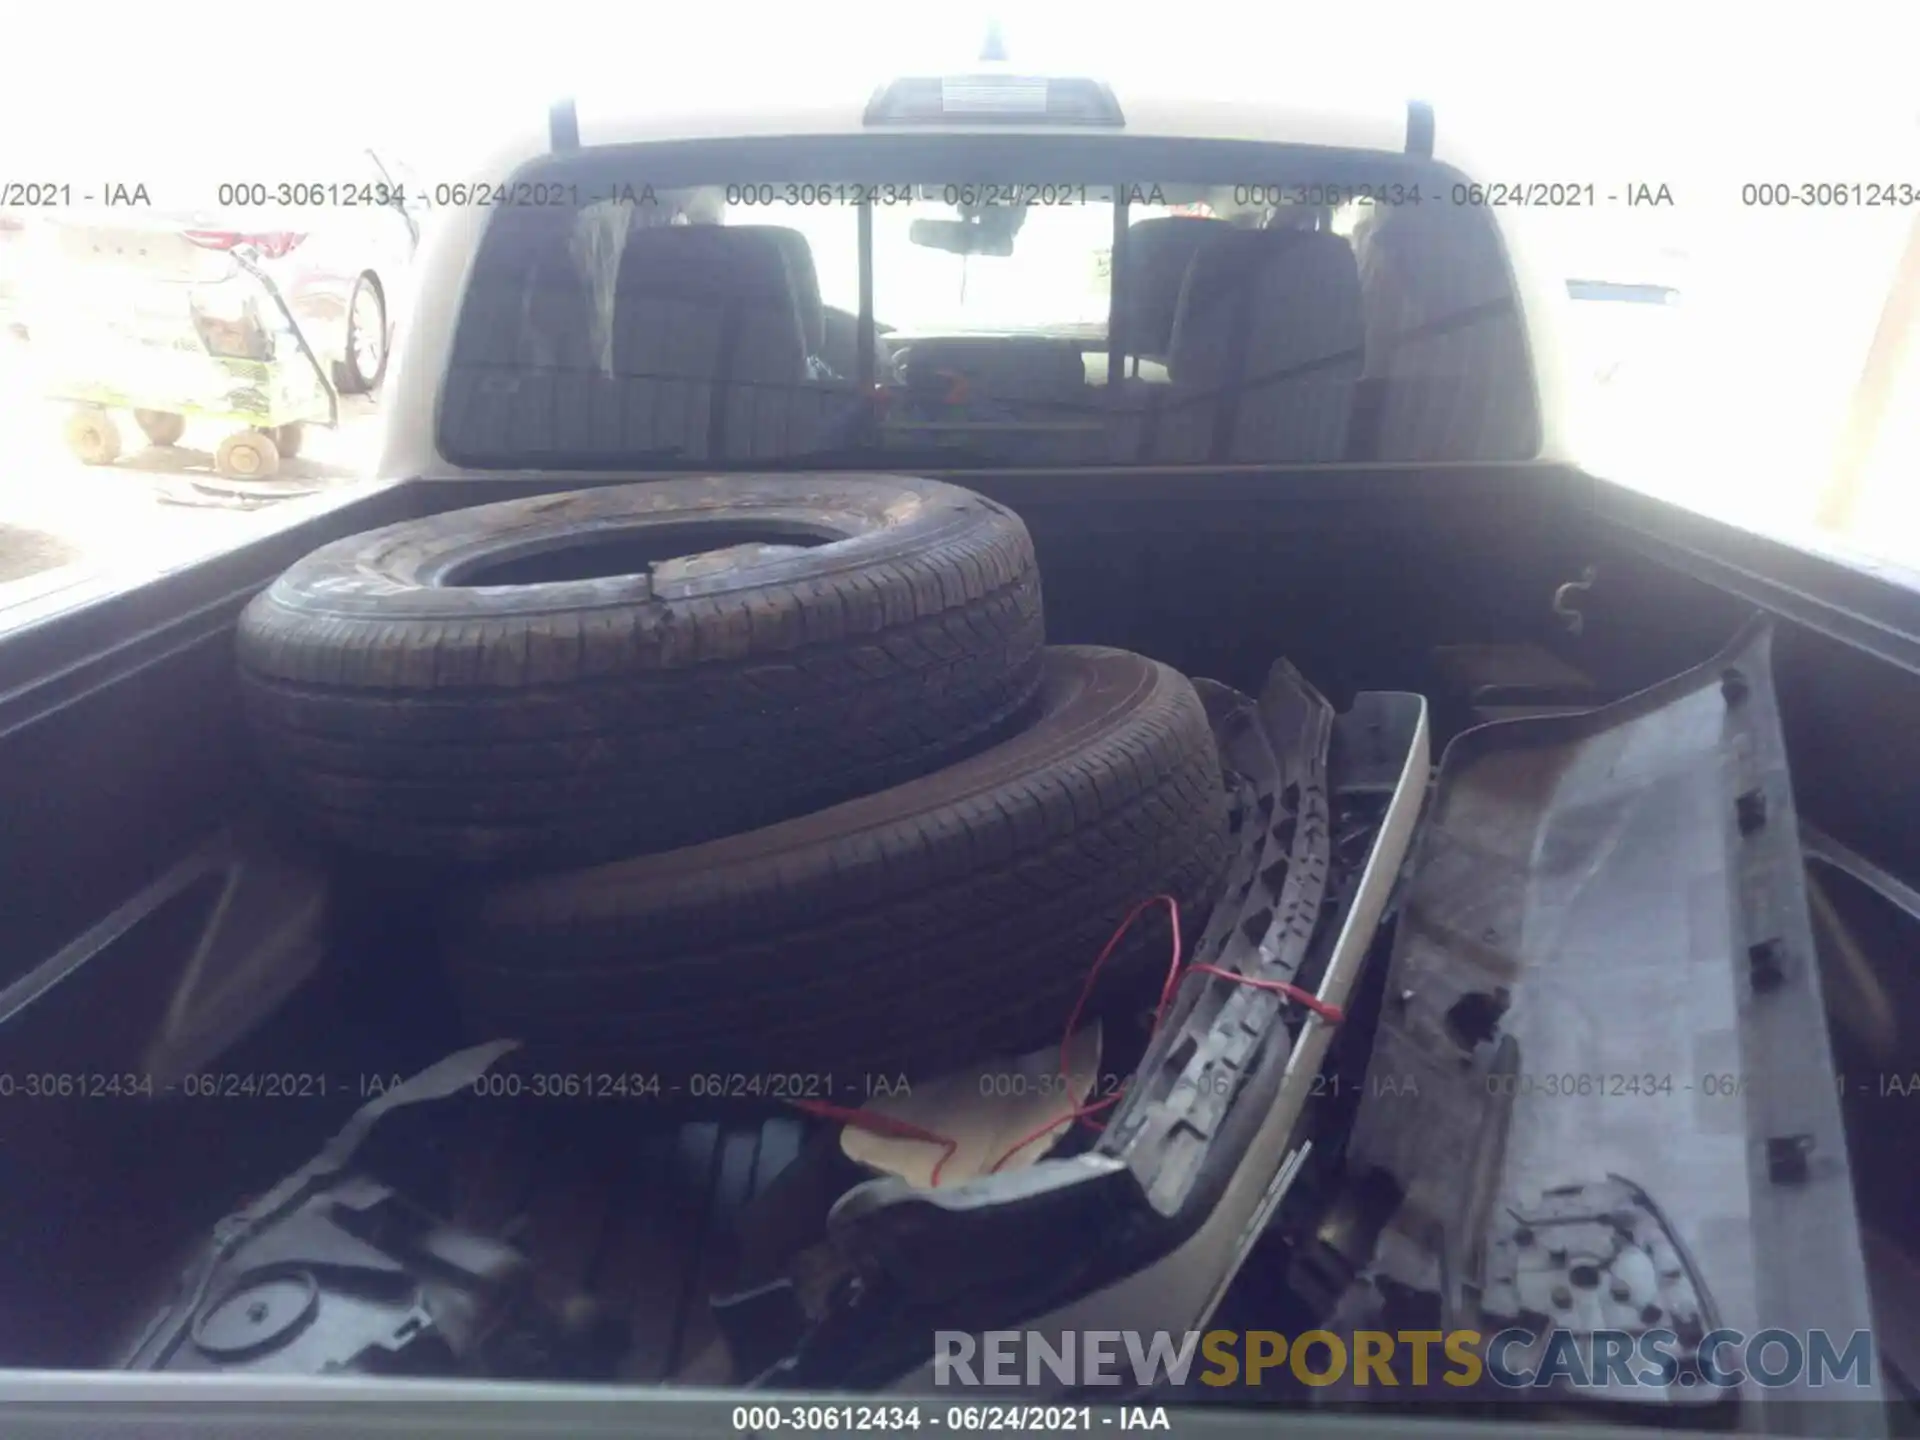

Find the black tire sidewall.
xmin=244 ymin=475 xmax=1023 ymax=631
xmin=443 ymin=648 xmax=1232 ymax=1079
xmin=236 ymin=474 xmax=1045 ymax=869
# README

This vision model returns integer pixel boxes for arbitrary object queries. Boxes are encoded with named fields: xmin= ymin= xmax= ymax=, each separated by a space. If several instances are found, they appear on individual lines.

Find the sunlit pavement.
xmin=0 ymin=336 xmax=387 ymax=591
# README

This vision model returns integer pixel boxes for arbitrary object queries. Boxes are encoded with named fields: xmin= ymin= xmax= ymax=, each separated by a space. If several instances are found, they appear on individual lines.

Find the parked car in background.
xmin=22 ymin=145 xmax=425 ymax=476
xmin=33 ymin=145 xmax=423 ymax=400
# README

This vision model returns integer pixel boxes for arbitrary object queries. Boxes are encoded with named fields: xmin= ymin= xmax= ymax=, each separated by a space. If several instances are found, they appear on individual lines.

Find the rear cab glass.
xmin=436 ymin=135 xmax=1539 ymax=471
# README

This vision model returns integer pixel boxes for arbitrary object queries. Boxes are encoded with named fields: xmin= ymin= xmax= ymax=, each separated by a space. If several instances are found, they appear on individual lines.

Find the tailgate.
xmin=1331 ymin=617 xmax=1880 ymax=1421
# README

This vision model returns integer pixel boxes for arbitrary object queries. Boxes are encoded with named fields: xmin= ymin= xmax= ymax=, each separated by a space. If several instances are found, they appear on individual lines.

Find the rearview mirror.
xmin=909 ymin=218 xmax=1016 ymax=258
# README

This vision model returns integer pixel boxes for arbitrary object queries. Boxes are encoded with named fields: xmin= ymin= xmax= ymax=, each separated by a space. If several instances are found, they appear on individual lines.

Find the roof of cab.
xmin=556 ymin=78 xmax=1430 ymax=157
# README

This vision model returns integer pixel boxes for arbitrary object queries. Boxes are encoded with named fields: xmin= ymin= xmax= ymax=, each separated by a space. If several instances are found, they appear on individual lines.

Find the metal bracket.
xmin=1552 ymin=565 xmax=1599 ymax=636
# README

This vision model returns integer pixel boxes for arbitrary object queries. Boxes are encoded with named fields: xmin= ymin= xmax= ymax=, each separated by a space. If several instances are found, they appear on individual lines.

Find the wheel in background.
xmin=334 ymin=274 xmax=387 ymax=394
xmin=133 ymin=409 xmax=186 ymax=447
xmin=215 ymin=429 xmax=281 ymax=481
xmin=63 ymin=407 xmax=122 ymax=466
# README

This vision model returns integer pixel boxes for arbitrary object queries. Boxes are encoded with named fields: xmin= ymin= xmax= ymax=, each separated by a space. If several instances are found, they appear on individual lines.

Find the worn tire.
xmin=237 ymin=475 xmax=1045 ymax=869
xmin=442 ymin=647 xmax=1234 ymax=1082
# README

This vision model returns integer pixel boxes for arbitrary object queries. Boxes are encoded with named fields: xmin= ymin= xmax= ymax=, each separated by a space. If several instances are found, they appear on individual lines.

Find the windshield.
xmin=439 ymin=138 xmax=1536 ymax=471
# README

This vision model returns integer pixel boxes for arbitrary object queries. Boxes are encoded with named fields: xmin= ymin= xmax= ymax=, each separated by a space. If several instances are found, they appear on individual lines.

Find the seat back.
xmin=1117 ymin=216 xmax=1233 ymax=366
xmin=1141 ymin=227 xmax=1366 ymax=464
xmin=731 ymin=225 xmax=826 ymax=362
xmin=608 ymin=225 xmax=814 ymax=458
xmin=1351 ymin=203 xmax=1538 ymax=460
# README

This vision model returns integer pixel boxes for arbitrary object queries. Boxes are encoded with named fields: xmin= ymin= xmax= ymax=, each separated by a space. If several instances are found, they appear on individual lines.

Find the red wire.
xmin=795 ymin=891 xmax=1344 ymax=1187
xmin=1181 ymin=963 xmax=1347 ymax=1026
xmin=988 ymin=895 xmax=1182 ymax=1171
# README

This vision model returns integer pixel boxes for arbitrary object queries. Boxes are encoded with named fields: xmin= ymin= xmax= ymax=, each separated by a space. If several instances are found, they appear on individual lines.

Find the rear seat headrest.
xmin=611 ymin=224 xmax=809 ymax=375
xmin=1166 ymin=228 xmax=1363 ymax=386
xmin=614 ymin=223 xmax=803 ymax=306
xmin=1352 ymin=202 xmax=1514 ymax=316
xmin=732 ymin=225 xmax=825 ymax=357
xmin=1119 ymin=217 xmax=1233 ymax=364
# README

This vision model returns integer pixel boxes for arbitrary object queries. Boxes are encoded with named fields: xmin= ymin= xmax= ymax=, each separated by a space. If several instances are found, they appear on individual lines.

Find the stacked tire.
xmin=237 ymin=475 xmax=1233 ymax=1081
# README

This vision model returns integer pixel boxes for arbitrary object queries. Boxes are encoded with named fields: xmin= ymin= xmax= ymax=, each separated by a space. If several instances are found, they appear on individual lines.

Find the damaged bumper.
xmin=120 ymin=664 xmax=1431 ymax=1395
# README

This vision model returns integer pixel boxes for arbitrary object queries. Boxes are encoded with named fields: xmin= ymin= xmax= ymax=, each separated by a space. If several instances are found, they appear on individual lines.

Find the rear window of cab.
xmin=438 ymin=136 xmax=1539 ymax=471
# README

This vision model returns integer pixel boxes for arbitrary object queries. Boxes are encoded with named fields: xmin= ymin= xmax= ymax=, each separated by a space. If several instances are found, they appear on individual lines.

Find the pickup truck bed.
xmin=2 ymin=461 xmax=1916 ymax=1417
